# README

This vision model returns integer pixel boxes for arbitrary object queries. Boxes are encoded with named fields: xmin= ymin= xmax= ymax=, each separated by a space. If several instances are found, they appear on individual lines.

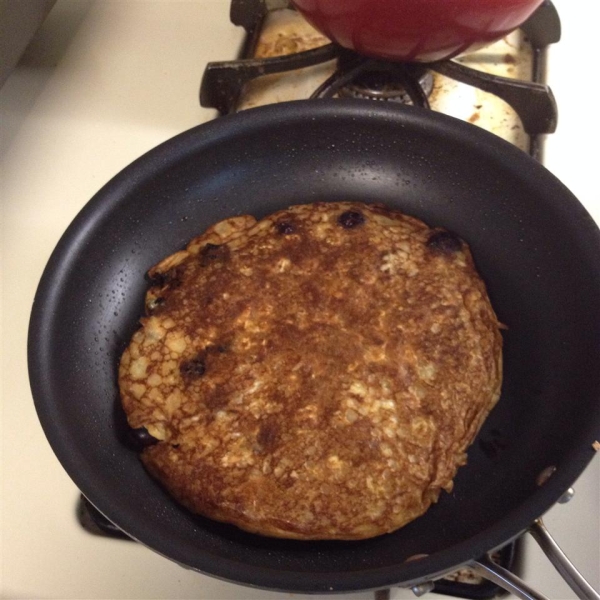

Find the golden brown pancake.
xmin=119 ymin=202 xmax=502 ymax=540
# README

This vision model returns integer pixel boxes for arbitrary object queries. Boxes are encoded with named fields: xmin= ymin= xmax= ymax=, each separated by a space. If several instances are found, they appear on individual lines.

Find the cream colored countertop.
xmin=1 ymin=1 xmax=598 ymax=599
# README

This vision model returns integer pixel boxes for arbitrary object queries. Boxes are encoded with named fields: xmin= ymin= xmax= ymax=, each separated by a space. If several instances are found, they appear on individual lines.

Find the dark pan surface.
xmin=29 ymin=100 xmax=600 ymax=592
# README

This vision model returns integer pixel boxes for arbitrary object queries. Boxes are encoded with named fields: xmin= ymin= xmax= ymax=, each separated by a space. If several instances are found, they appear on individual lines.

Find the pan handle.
xmin=469 ymin=519 xmax=600 ymax=600
xmin=469 ymin=555 xmax=550 ymax=600
xmin=527 ymin=518 xmax=600 ymax=600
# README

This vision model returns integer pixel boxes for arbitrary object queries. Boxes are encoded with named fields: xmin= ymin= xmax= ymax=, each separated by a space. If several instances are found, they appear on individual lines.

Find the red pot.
xmin=291 ymin=0 xmax=545 ymax=62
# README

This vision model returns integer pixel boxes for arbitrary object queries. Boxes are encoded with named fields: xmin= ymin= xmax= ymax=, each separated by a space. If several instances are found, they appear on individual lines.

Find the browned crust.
xmin=119 ymin=202 xmax=503 ymax=540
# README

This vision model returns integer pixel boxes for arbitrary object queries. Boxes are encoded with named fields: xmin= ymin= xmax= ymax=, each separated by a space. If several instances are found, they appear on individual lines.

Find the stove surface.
xmin=1 ymin=1 xmax=598 ymax=599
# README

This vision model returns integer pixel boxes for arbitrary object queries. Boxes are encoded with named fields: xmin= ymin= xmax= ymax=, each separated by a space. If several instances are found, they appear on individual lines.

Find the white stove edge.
xmin=0 ymin=1 xmax=598 ymax=599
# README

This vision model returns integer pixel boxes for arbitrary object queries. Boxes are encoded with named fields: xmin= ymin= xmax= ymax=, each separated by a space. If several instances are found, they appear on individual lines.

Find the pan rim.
xmin=28 ymin=99 xmax=600 ymax=592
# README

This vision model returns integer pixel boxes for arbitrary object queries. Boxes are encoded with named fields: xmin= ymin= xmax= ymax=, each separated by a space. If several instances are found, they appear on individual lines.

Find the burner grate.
xmin=312 ymin=54 xmax=433 ymax=109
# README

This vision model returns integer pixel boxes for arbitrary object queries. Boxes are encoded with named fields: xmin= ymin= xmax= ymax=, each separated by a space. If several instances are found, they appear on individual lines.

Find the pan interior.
xmin=29 ymin=100 xmax=600 ymax=591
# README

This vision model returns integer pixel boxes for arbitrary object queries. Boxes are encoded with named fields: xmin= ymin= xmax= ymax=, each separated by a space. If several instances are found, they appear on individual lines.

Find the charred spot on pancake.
xmin=127 ymin=426 xmax=159 ymax=450
xmin=148 ymin=265 xmax=185 ymax=290
xmin=205 ymin=343 xmax=227 ymax=355
xmin=146 ymin=271 xmax=166 ymax=287
xmin=200 ymin=243 xmax=229 ymax=266
xmin=426 ymin=230 xmax=463 ymax=254
xmin=180 ymin=356 xmax=206 ymax=380
xmin=338 ymin=210 xmax=365 ymax=229
xmin=276 ymin=221 xmax=295 ymax=235
xmin=256 ymin=419 xmax=279 ymax=454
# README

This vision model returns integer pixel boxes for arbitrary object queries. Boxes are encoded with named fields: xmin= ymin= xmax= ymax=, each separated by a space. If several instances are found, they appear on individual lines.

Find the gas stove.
xmin=200 ymin=0 xmax=559 ymax=160
xmin=1 ymin=1 xmax=598 ymax=599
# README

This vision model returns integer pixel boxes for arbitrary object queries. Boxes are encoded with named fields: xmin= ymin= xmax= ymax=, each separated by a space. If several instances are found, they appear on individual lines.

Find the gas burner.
xmin=308 ymin=53 xmax=434 ymax=108
xmin=338 ymin=64 xmax=434 ymax=105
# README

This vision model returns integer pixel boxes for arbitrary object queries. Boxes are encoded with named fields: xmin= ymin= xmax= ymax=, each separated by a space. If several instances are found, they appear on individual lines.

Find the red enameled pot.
xmin=291 ymin=0 xmax=545 ymax=62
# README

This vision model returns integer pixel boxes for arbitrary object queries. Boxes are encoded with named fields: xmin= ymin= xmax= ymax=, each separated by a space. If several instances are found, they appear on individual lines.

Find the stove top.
xmin=200 ymin=0 xmax=560 ymax=159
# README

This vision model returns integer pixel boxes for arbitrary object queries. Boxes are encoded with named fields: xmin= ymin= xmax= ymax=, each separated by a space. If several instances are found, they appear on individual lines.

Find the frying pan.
xmin=28 ymin=100 xmax=600 ymax=598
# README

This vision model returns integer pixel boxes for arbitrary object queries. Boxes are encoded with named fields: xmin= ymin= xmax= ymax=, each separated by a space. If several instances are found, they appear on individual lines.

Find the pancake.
xmin=119 ymin=201 xmax=503 ymax=540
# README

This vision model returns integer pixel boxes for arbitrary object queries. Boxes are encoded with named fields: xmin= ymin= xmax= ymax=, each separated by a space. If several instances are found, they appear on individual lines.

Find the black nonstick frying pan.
xmin=28 ymin=100 xmax=600 ymax=599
